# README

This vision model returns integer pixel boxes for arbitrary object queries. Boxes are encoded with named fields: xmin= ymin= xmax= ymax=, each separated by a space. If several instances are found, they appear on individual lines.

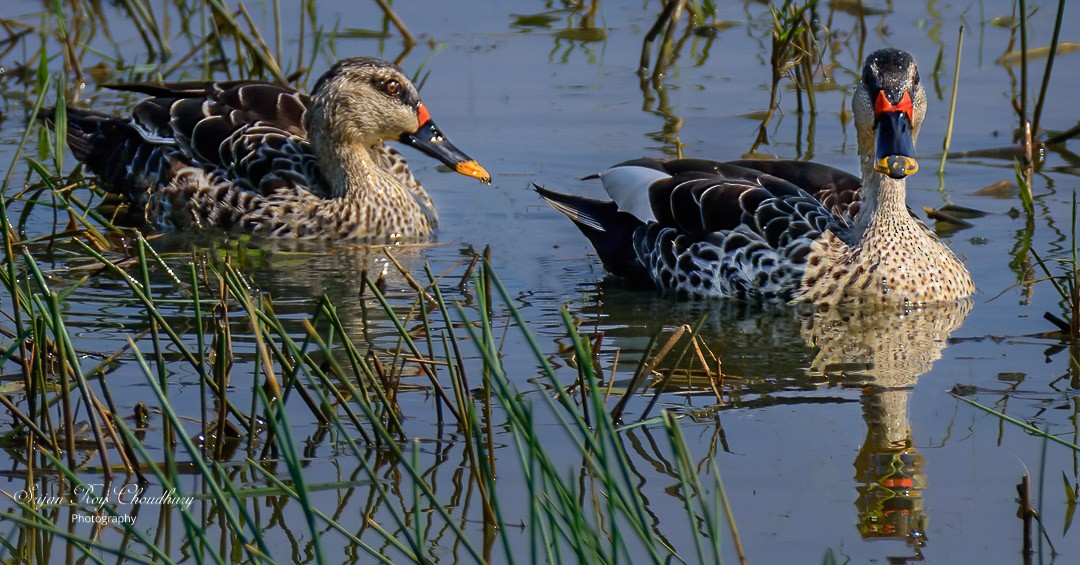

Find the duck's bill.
xmin=400 ymin=119 xmax=491 ymax=184
xmin=874 ymin=111 xmax=919 ymax=179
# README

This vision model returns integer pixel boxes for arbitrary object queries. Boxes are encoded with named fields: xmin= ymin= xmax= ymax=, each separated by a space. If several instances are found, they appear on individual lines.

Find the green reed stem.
xmin=257 ymin=384 xmax=327 ymax=565
xmin=0 ymin=510 xmax=154 ymax=565
xmin=315 ymin=295 xmax=398 ymax=418
xmin=410 ymin=439 xmax=426 ymax=562
xmin=1032 ymin=0 xmax=1066 ymax=138
xmin=278 ymin=364 xmax=417 ymax=561
xmin=564 ymin=307 xmax=666 ymax=562
xmin=48 ymin=0 xmax=82 ymax=81
xmin=482 ymin=262 xmax=592 ymax=436
xmin=1019 ymin=0 xmax=1028 ymax=122
xmin=938 ymin=25 xmax=964 ymax=180
xmin=714 ymin=457 xmax=747 ymax=565
xmin=71 ymin=240 xmax=201 ymax=367
xmin=50 ymin=76 xmax=65 ymax=174
xmin=362 ymin=276 xmax=462 ymax=423
xmin=298 ymin=324 xmax=482 ymax=563
xmin=127 ymin=339 xmax=270 ymax=561
xmin=247 ymin=463 xmax=398 ymax=564
xmin=136 ymin=236 xmax=172 ymax=474
xmin=953 ymin=392 xmax=1080 ymax=452
xmin=456 ymin=294 xmax=670 ymax=562
xmin=423 ymin=265 xmax=501 ymax=523
xmin=204 ymin=0 xmax=287 ymax=83
xmin=663 ymin=410 xmax=718 ymax=564
xmin=49 ymin=291 xmax=114 ymax=478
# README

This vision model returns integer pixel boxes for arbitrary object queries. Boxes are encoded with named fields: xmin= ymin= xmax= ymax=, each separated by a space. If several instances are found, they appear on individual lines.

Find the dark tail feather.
xmin=40 ymin=107 xmax=167 ymax=208
xmin=44 ymin=107 xmax=115 ymax=162
xmin=534 ymin=183 xmax=647 ymax=279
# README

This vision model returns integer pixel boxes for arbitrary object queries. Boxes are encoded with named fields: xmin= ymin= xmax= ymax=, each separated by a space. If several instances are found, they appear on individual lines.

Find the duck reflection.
xmin=803 ymin=299 xmax=971 ymax=557
xmin=574 ymin=288 xmax=972 ymax=559
xmin=147 ymin=233 xmax=469 ymax=338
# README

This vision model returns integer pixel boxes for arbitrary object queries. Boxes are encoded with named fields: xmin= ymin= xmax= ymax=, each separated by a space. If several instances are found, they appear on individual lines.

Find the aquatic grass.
xmin=1063 ymin=472 xmax=1080 ymax=535
xmin=254 ymin=384 xmax=327 ymax=565
xmin=2 ymin=404 xmax=214 ymax=565
xmin=748 ymin=0 xmax=823 ymax=153
xmin=47 ymin=0 xmax=83 ymax=81
xmin=639 ymin=0 xmax=683 ymax=80
xmin=998 ymin=0 xmax=1073 ymax=200
xmin=0 ymin=216 xmax=747 ymax=563
xmin=610 ymin=319 xmax=723 ymax=422
xmin=636 ymin=1 xmax=729 ymax=155
xmin=203 ymin=0 xmax=286 ymax=83
xmin=480 ymin=308 xmax=658 ymax=562
xmin=1 ymin=6 xmax=749 ymax=564
xmin=639 ymin=314 xmax=723 ymax=419
xmin=937 ymin=25 xmax=963 ymax=182
xmin=460 ymin=263 xmax=742 ymax=562
xmin=127 ymin=340 xmax=271 ymax=563
xmin=297 ymin=307 xmax=485 ymax=563
xmin=1029 ymin=195 xmax=1080 ymax=341
xmin=373 ymin=0 xmax=416 ymax=47
xmin=639 ymin=0 xmax=723 ymax=79
xmin=951 ymin=390 xmax=1080 ymax=453
xmin=117 ymin=0 xmax=171 ymax=58
xmin=1031 ymin=0 xmax=1066 ymax=138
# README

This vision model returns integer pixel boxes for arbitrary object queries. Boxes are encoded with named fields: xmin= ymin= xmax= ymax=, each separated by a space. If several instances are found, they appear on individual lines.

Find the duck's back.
xmin=540 ymin=159 xmax=848 ymax=300
xmin=69 ymin=81 xmax=325 ymax=202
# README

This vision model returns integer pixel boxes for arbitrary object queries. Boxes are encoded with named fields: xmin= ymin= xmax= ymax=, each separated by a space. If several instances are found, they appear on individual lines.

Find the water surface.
xmin=1 ymin=1 xmax=1079 ymax=563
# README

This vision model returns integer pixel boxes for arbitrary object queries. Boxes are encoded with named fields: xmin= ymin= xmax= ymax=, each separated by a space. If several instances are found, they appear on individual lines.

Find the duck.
xmin=536 ymin=48 xmax=975 ymax=305
xmin=49 ymin=57 xmax=491 ymax=239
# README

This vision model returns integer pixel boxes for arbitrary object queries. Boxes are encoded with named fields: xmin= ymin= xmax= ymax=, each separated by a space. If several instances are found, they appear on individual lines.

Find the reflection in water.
xmin=577 ymin=286 xmax=971 ymax=560
xmin=854 ymin=387 xmax=928 ymax=559
xmin=801 ymin=300 xmax=973 ymax=388
xmin=805 ymin=300 xmax=972 ymax=558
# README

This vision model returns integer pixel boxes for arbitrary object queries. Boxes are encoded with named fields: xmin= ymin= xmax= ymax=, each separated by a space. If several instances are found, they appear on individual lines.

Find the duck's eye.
xmin=912 ymin=69 xmax=920 ymax=86
xmin=384 ymin=80 xmax=402 ymax=96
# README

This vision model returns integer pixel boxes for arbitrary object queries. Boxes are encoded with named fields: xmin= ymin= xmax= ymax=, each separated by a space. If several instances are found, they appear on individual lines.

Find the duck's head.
xmin=853 ymin=49 xmax=926 ymax=180
xmin=308 ymin=57 xmax=490 ymax=182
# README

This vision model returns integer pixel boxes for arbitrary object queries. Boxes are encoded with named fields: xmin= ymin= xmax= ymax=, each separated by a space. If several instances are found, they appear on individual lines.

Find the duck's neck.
xmin=852 ymin=164 xmax=913 ymax=238
xmin=306 ymin=104 xmax=394 ymax=201
xmin=308 ymin=128 xmax=431 ymax=238
xmin=318 ymin=139 xmax=388 ymax=200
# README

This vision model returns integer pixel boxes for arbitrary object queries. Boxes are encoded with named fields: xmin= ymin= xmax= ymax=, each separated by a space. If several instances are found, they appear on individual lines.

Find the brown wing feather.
xmin=114 ymin=80 xmax=323 ymax=197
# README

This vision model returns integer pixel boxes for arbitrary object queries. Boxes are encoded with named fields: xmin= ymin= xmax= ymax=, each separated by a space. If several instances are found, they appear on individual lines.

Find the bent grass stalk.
xmin=952 ymin=392 xmax=1080 ymax=453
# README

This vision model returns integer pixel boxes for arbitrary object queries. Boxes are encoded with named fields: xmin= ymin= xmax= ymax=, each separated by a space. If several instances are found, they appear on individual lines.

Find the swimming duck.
xmin=51 ymin=57 xmax=490 ymax=239
xmin=537 ymin=48 xmax=974 ymax=305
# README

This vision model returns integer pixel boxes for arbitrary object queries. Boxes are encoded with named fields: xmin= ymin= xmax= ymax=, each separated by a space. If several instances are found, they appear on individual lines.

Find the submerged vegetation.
xmin=0 ymin=0 xmax=1077 ymax=563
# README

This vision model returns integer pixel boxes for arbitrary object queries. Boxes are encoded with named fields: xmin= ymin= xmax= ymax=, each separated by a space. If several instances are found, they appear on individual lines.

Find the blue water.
xmin=1 ymin=0 xmax=1079 ymax=563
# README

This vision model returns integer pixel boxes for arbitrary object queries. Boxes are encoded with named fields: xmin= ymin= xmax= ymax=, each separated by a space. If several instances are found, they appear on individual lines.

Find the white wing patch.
xmin=597 ymin=164 xmax=669 ymax=223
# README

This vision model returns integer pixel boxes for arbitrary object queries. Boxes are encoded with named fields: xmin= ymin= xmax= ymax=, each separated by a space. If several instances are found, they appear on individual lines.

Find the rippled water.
xmin=2 ymin=0 xmax=1079 ymax=563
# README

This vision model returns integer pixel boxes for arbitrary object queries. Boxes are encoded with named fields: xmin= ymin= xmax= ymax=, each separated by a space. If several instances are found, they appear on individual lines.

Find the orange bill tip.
xmin=875 ymin=155 xmax=919 ymax=179
xmin=455 ymin=160 xmax=491 ymax=184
